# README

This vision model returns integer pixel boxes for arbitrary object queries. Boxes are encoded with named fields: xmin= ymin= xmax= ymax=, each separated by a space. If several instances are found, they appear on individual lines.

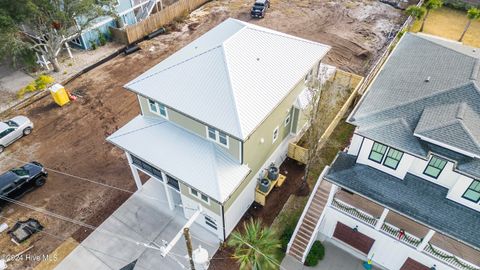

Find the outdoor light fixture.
xmin=352 ymin=225 xmax=359 ymax=233
xmin=430 ymin=265 xmax=437 ymax=270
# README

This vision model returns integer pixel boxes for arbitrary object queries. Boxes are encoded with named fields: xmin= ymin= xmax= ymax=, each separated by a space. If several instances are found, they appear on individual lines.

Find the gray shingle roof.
xmin=415 ymin=103 xmax=480 ymax=156
xmin=325 ymin=152 xmax=480 ymax=250
xmin=349 ymin=33 xmax=480 ymax=176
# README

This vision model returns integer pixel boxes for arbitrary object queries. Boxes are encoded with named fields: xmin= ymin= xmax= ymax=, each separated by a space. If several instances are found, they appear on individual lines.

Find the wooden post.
xmin=184 ymin=228 xmax=196 ymax=270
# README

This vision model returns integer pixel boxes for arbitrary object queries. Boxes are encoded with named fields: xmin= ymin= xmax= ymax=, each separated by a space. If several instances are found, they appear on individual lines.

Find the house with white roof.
xmin=286 ymin=33 xmax=480 ymax=270
xmin=107 ymin=18 xmax=331 ymax=240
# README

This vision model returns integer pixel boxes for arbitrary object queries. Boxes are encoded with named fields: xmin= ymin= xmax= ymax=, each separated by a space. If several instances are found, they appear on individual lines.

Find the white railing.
xmin=287 ymin=166 xmax=329 ymax=260
xmin=380 ymin=222 xmax=422 ymax=248
xmin=424 ymin=243 xmax=480 ymax=270
xmin=331 ymin=198 xmax=378 ymax=227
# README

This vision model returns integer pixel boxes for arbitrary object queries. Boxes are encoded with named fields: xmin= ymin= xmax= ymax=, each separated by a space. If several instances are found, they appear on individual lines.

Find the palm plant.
xmin=459 ymin=7 xmax=480 ymax=42
xmin=405 ymin=5 xmax=427 ymax=22
xmin=420 ymin=0 xmax=443 ymax=32
xmin=227 ymin=219 xmax=281 ymax=270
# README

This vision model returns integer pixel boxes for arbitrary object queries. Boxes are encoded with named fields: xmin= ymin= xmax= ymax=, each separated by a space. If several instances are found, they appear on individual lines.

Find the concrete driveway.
xmin=282 ymin=241 xmax=382 ymax=270
xmin=56 ymin=179 xmax=219 ymax=270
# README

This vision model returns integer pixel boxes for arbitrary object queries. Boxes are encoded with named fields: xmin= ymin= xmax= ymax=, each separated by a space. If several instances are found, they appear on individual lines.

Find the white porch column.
xmin=375 ymin=208 xmax=389 ymax=230
xmin=161 ymin=171 xmax=175 ymax=210
xmin=326 ymin=184 xmax=339 ymax=207
xmin=417 ymin=229 xmax=435 ymax=251
xmin=126 ymin=153 xmax=142 ymax=190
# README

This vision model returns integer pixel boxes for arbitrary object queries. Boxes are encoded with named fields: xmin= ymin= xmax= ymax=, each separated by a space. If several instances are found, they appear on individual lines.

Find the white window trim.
xmin=148 ymin=99 xmax=168 ymax=119
xmin=189 ymin=187 xmax=210 ymax=205
xmin=284 ymin=113 xmax=291 ymax=127
xmin=205 ymin=126 xmax=229 ymax=148
xmin=272 ymin=126 xmax=279 ymax=144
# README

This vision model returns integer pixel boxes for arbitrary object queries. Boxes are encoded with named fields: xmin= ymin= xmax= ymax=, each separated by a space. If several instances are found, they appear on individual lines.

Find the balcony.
xmin=329 ymin=189 xmax=480 ymax=270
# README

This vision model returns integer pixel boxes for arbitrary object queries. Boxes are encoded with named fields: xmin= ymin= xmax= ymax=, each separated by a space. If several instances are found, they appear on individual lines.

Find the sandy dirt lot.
xmin=0 ymin=0 xmax=413 ymax=268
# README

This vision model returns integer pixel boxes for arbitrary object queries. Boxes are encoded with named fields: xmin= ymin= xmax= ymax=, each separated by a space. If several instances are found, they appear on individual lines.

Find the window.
xmin=130 ymin=154 xmax=163 ymax=181
xmin=0 ymin=128 xmax=14 ymax=139
xmin=190 ymin=188 xmax=198 ymax=197
xmin=463 ymin=180 xmax=480 ymax=203
xmin=201 ymin=194 xmax=209 ymax=203
xmin=284 ymin=114 xmax=291 ymax=127
xmin=272 ymin=126 xmax=279 ymax=143
xmin=148 ymin=99 xmax=168 ymax=119
xmin=218 ymin=132 xmax=228 ymax=146
xmin=383 ymin=148 xmax=403 ymax=169
xmin=167 ymin=175 xmax=179 ymax=191
xmin=158 ymin=104 xmax=168 ymax=118
xmin=205 ymin=215 xmax=217 ymax=230
xmin=190 ymin=187 xmax=209 ymax=204
xmin=207 ymin=127 xmax=216 ymax=140
xmin=369 ymin=142 xmax=387 ymax=163
xmin=423 ymin=156 xmax=447 ymax=179
xmin=206 ymin=126 xmax=229 ymax=147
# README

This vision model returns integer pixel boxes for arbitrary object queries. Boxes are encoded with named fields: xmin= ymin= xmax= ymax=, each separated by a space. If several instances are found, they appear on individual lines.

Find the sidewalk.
xmin=281 ymin=241 xmax=381 ymax=270
xmin=0 ymin=63 xmax=34 ymax=113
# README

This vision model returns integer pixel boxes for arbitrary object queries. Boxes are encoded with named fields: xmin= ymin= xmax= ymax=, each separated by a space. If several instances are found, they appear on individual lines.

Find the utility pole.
xmin=184 ymin=228 xmax=195 ymax=270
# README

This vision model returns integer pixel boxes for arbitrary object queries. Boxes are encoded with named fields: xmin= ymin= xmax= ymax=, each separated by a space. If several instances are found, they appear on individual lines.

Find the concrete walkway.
xmin=56 ymin=179 xmax=219 ymax=270
xmin=282 ymin=241 xmax=381 ymax=270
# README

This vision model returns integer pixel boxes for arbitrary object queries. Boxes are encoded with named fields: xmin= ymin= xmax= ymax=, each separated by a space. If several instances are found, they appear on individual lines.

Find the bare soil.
xmin=0 ymin=0 xmax=414 ymax=268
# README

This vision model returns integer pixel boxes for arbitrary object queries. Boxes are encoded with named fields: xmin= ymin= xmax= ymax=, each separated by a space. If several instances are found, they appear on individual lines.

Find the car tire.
xmin=23 ymin=127 xmax=32 ymax=136
xmin=0 ymin=146 xmax=4 ymax=154
xmin=35 ymin=177 xmax=46 ymax=187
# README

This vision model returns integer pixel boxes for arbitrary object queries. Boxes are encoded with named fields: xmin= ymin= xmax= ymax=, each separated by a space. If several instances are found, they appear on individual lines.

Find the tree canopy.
xmin=0 ymin=0 xmax=115 ymax=71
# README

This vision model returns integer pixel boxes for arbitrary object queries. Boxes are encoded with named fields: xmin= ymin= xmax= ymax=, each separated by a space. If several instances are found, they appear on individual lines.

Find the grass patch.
xmin=306 ymin=121 xmax=355 ymax=187
xmin=410 ymin=6 xmax=480 ymax=47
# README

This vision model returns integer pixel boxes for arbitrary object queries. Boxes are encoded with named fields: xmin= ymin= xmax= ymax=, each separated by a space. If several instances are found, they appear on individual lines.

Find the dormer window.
xmin=462 ymin=180 xmax=480 ymax=203
xmin=423 ymin=156 xmax=447 ymax=179
xmin=206 ymin=126 xmax=229 ymax=148
xmin=369 ymin=142 xmax=387 ymax=163
xmin=148 ymin=99 xmax=168 ymax=119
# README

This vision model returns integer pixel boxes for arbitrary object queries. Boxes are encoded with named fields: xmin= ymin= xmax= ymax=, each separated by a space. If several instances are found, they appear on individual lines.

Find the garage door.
xmin=333 ymin=222 xmax=375 ymax=254
xmin=400 ymin=258 xmax=430 ymax=270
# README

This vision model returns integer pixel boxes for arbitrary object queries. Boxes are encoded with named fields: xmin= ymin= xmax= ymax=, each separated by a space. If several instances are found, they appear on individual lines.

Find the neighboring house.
xmin=70 ymin=0 xmax=160 ymax=50
xmin=107 ymin=18 xmax=330 ymax=241
xmin=286 ymin=33 xmax=480 ymax=270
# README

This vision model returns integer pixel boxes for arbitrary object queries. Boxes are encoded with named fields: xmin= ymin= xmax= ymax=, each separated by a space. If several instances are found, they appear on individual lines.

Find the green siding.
xmin=223 ymin=79 xmax=307 ymax=211
xmin=138 ymin=95 xmax=241 ymax=161
xmin=179 ymin=182 xmax=222 ymax=214
xmin=291 ymin=108 xmax=299 ymax=133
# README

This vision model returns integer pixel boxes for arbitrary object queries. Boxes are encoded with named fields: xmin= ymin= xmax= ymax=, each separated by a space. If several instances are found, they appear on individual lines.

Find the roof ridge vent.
xmin=425 ymin=76 xmax=431 ymax=82
xmin=457 ymin=103 xmax=466 ymax=120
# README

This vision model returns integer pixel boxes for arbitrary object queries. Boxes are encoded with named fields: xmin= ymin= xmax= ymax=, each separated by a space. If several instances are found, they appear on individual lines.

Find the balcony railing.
xmin=380 ymin=222 xmax=422 ymax=248
xmin=424 ymin=243 xmax=480 ymax=270
xmin=331 ymin=198 xmax=378 ymax=226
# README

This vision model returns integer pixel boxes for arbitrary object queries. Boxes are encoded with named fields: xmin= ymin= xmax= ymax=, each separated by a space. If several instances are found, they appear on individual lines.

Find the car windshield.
xmin=11 ymin=168 xmax=29 ymax=176
xmin=254 ymin=3 xmax=264 ymax=7
xmin=4 ymin=120 xmax=18 ymax=127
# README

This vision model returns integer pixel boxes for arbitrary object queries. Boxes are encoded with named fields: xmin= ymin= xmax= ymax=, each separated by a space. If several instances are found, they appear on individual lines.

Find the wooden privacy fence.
xmin=111 ymin=0 xmax=210 ymax=45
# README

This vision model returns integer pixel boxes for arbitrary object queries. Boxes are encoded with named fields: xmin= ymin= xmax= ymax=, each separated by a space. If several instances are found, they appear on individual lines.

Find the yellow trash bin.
xmin=49 ymin=83 xmax=70 ymax=106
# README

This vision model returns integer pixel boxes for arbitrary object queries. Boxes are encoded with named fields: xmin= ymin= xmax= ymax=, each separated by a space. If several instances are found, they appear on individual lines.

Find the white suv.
xmin=0 ymin=116 xmax=34 ymax=153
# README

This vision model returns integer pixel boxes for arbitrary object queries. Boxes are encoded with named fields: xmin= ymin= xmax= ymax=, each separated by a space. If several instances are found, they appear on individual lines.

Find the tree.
xmin=0 ymin=0 xmax=116 ymax=72
xmin=405 ymin=5 xmax=426 ymax=22
xmin=459 ymin=7 xmax=480 ymax=42
xmin=227 ymin=219 xmax=281 ymax=270
xmin=300 ymin=65 xmax=350 ymax=185
xmin=420 ymin=0 xmax=443 ymax=32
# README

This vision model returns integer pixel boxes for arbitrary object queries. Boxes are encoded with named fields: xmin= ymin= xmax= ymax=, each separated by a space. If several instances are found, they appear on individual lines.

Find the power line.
xmin=1 ymin=155 xmax=198 ymax=212
xmin=0 ymin=215 xmax=154 ymax=270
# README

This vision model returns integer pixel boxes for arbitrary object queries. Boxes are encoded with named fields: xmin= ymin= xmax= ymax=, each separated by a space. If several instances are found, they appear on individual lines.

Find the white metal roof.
xmin=107 ymin=116 xmax=251 ymax=202
xmin=125 ymin=18 xmax=330 ymax=140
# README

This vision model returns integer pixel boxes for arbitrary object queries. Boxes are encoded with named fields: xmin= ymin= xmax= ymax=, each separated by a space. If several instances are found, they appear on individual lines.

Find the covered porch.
xmin=325 ymin=152 xmax=480 ymax=270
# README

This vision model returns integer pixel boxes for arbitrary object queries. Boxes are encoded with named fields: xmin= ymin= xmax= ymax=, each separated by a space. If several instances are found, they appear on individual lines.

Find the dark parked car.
xmin=0 ymin=162 xmax=47 ymax=212
xmin=251 ymin=0 xmax=270 ymax=18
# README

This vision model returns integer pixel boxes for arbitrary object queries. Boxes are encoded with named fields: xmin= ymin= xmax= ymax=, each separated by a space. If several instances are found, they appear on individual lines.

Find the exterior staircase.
xmin=287 ymin=167 xmax=332 ymax=262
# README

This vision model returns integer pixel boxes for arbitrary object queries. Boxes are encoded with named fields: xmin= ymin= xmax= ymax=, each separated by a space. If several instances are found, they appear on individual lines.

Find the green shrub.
xmin=280 ymin=224 xmax=295 ymax=251
xmin=304 ymin=241 xmax=325 ymax=267
xmin=98 ymin=33 xmax=107 ymax=46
